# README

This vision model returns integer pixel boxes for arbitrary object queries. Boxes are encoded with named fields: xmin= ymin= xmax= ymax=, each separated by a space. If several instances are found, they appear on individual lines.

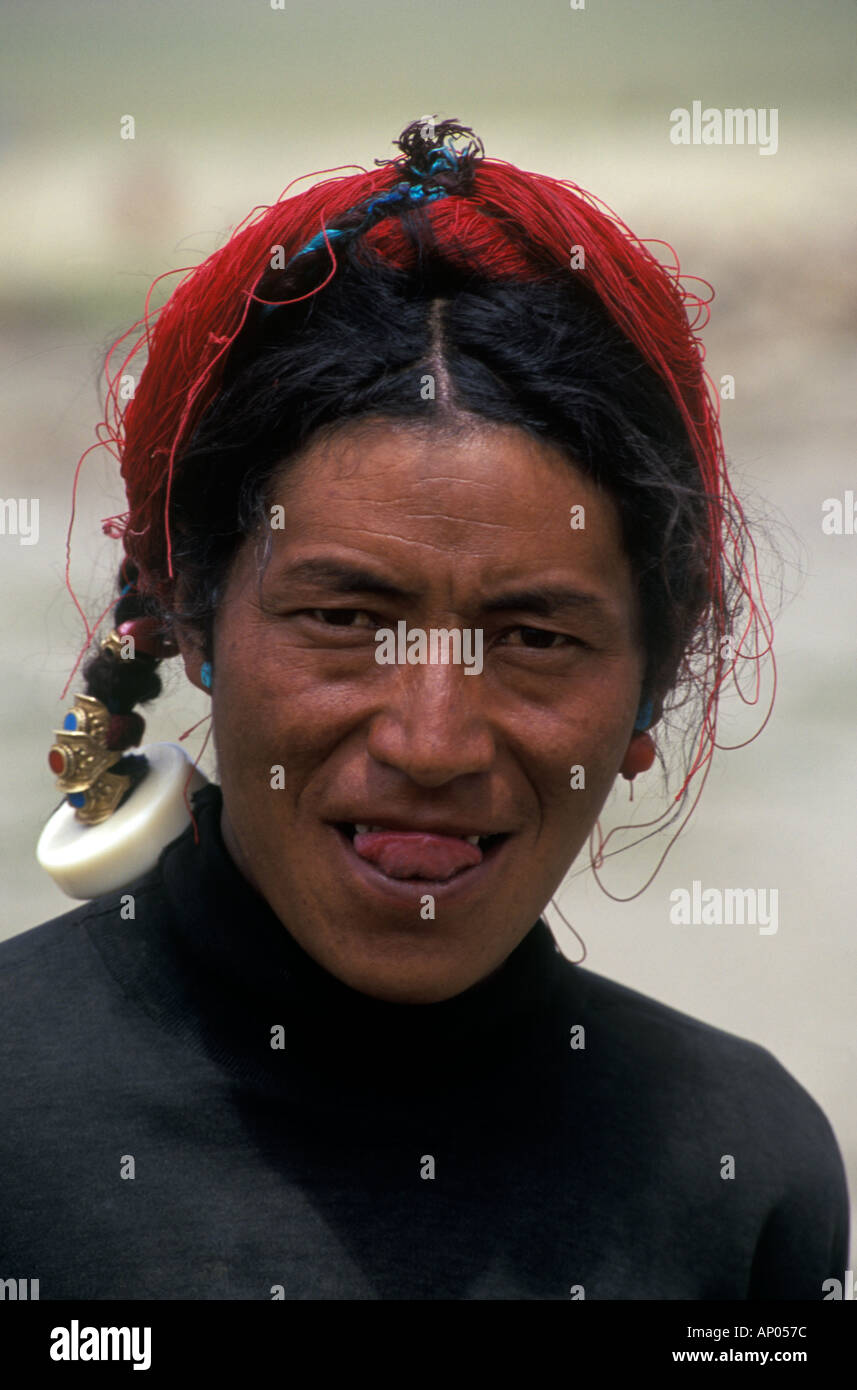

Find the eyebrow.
xmin=481 ymin=586 xmax=613 ymax=618
xmin=271 ymin=560 xmax=616 ymax=619
xmin=272 ymin=560 xmax=414 ymax=600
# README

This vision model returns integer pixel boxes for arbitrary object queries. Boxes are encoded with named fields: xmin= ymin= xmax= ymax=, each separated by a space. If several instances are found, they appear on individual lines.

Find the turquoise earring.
xmin=201 ymin=661 xmax=212 ymax=690
xmin=634 ymin=696 xmax=653 ymax=731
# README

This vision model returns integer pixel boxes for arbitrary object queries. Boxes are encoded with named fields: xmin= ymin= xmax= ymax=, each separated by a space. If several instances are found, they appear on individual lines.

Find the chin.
xmin=311 ymin=933 xmax=489 ymax=1004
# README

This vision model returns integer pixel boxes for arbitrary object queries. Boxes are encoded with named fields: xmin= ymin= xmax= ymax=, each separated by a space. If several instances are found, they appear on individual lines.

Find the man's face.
xmin=185 ymin=417 xmax=646 ymax=1003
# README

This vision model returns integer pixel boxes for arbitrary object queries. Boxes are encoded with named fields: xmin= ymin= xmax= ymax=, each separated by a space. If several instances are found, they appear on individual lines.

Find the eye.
xmin=499 ymin=626 xmax=578 ymax=649
xmin=307 ymin=608 xmax=376 ymax=628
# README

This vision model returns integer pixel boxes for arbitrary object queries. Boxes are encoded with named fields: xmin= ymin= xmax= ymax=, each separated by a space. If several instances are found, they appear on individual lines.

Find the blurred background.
xmin=1 ymin=0 xmax=855 ymax=1270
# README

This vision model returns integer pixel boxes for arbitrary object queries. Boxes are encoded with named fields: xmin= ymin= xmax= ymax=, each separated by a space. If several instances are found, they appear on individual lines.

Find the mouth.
xmin=338 ymin=823 xmax=506 ymax=852
xmin=330 ymin=821 xmax=511 ymax=895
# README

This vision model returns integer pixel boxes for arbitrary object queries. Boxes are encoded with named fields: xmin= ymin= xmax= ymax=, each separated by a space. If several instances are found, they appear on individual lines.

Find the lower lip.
xmin=328 ymin=825 xmax=512 ymax=909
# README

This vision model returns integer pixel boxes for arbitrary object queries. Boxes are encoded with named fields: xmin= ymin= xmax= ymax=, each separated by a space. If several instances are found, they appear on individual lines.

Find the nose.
xmin=366 ymin=661 xmax=497 ymax=787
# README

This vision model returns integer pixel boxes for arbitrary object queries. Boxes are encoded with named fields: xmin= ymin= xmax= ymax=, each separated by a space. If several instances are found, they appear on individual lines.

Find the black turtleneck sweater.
xmin=0 ymin=784 xmax=848 ymax=1300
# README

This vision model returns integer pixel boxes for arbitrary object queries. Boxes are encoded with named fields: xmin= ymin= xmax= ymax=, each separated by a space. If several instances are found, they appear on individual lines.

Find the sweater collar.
xmin=157 ymin=782 xmax=564 ymax=1094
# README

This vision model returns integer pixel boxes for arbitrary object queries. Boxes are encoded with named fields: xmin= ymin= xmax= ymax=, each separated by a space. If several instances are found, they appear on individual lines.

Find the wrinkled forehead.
xmin=268 ymin=414 xmax=616 ymax=541
xmin=239 ymin=415 xmax=639 ymax=630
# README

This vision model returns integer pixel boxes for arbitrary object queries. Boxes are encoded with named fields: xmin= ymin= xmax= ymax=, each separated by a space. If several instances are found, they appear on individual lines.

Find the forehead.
xmin=266 ymin=416 xmax=631 ymax=589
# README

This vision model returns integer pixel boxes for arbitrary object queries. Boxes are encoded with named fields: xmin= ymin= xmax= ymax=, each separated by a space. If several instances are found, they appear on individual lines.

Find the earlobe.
xmin=173 ymin=626 xmax=209 ymax=695
xmin=620 ymin=730 xmax=656 ymax=781
xmin=623 ymin=688 xmax=660 ymax=780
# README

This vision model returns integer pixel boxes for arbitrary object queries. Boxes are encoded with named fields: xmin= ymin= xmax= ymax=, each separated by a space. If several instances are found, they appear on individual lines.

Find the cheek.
xmin=210 ymin=621 xmax=357 ymax=794
xmin=516 ymin=692 xmax=633 ymax=831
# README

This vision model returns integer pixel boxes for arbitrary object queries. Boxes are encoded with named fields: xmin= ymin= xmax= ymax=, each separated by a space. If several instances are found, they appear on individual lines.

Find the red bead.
xmin=106 ymin=712 xmax=146 ymax=751
xmin=621 ymin=732 xmax=656 ymax=780
xmin=48 ymin=747 xmax=66 ymax=775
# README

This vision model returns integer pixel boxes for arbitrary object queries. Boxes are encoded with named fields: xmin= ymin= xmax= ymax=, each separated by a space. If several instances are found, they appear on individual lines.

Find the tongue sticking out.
xmin=351 ymin=829 xmax=483 ymax=881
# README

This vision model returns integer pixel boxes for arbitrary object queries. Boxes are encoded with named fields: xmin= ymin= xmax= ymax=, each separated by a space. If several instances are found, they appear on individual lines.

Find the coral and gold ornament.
xmin=47 ymin=693 xmax=131 ymax=826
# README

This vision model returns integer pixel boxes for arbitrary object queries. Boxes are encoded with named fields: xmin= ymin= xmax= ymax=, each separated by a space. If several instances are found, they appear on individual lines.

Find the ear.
xmin=649 ymin=692 xmax=665 ymax=727
xmin=627 ymin=688 xmax=665 ymax=746
xmin=173 ymin=622 xmax=209 ymax=695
